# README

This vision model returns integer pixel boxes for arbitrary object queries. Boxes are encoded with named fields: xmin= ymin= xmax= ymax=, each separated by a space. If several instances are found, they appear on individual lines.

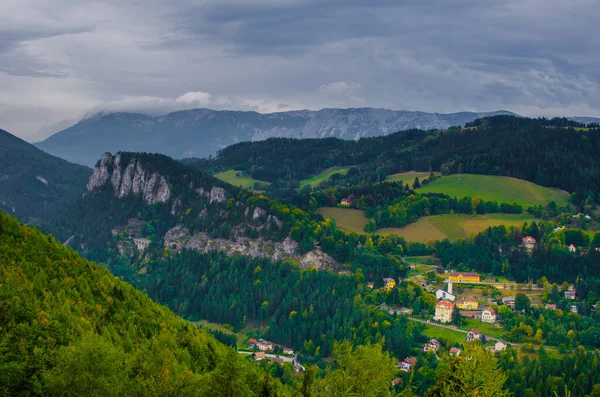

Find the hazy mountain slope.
xmin=36 ymin=108 xmax=517 ymax=166
xmin=0 ymin=211 xmax=280 ymax=396
xmin=0 ymin=128 xmax=91 ymax=224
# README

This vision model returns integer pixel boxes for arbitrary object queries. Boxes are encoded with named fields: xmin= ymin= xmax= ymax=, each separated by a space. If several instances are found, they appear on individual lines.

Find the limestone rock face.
xmin=162 ymin=225 xmax=337 ymax=270
xmin=86 ymin=153 xmax=113 ymax=191
xmin=299 ymin=250 xmax=338 ymax=270
xmin=86 ymin=153 xmax=171 ymax=204
xmin=253 ymin=207 xmax=267 ymax=220
xmin=209 ymin=186 xmax=226 ymax=203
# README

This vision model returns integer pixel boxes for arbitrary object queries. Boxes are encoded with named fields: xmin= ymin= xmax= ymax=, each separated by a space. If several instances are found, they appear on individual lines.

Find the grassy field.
xmin=381 ymin=213 xmax=536 ymax=242
xmin=387 ymin=171 xmax=440 ymax=184
xmin=198 ymin=320 xmax=249 ymax=346
xmin=418 ymin=174 xmax=569 ymax=207
xmin=214 ymin=170 xmax=270 ymax=190
xmin=422 ymin=323 xmax=466 ymax=345
xmin=461 ymin=319 xmax=505 ymax=339
xmin=300 ymin=167 xmax=350 ymax=188
xmin=317 ymin=208 xmax=535 ymax=242
xmin=405 ymin=256 xmax=434 ymax=265
xmin=317 ymin=207 xmax=368 ymax=233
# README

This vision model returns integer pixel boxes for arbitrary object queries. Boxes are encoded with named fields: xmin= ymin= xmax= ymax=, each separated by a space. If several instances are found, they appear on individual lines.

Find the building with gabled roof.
xmin=434 ymin=301 xmax=455 ymax=323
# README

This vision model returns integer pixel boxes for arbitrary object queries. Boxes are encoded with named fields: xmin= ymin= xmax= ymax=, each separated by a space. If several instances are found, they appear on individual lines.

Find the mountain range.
xmin=36 ymin=108 xmax=519 ymax=166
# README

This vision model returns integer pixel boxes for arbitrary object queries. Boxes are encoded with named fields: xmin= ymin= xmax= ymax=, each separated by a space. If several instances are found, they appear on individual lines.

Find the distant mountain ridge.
xmin=36 ymin=107 xmax=518 ymax=166
xmin=0 ymin=128 xmax=91 ymax=224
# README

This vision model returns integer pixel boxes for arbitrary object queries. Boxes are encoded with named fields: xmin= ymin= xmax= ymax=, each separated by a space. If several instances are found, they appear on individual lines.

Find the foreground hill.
xmin=0 ymin=211 xmax=279 ymax=396
xmin=35 ymin=108 xmax=515 ymax=166
xmin=0 ymin=129 xmax=91 ymax=224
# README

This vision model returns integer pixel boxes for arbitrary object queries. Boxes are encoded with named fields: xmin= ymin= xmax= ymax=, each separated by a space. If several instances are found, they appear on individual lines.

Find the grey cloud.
xmin=0 ymin=0 xmax=598 ymax=140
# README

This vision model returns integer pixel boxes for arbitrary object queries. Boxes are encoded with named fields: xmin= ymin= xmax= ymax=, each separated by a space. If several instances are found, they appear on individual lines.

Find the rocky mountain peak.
xmin=86 ymin=152 xmax=171 ymax=204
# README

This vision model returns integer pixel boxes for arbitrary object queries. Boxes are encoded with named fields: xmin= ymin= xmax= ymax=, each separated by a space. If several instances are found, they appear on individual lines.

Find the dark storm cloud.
xmin=0 ymin=0 xmax=598 ymax=140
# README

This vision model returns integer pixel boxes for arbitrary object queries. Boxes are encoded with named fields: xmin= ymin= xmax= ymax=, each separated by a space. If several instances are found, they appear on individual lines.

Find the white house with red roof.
xmin=482 ymin=307 xmax=497 ymax=323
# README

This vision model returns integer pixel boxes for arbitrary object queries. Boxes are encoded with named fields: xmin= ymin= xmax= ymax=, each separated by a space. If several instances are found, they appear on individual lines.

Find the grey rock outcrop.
xmin=162 ymin=225 xmax=337 ymax=269
xmin=209 ymin=186 xmax=227 ymax=203
xmin=253 ymin=207 xmax=267 ymax=220
xmin=86 ymin=153 xmax=171 ymax=204
xmin=86 ymin=153 xmax=113 ymax=191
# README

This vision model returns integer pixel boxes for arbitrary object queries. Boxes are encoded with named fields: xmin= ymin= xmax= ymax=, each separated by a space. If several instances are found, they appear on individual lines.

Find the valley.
xmin=3 ymin=115 xmax=600 ymax=396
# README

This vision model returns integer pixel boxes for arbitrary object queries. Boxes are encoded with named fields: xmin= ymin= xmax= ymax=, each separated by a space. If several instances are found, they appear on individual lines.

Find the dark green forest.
xmin=0 ymin=129 xmax=91 ymax=224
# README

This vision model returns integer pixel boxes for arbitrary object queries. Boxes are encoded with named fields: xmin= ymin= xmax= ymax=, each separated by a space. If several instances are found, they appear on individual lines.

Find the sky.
xmin=1 ymin=0 xmax=599 ymax=141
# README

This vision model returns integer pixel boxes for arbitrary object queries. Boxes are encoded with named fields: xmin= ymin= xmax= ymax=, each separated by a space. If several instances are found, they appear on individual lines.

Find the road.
xmin=404 ymin=315 xmax=560 ymax=351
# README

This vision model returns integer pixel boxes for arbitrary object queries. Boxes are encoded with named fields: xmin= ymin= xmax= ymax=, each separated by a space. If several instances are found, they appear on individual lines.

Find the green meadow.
xmin=214 ymin=170 xmax=270 ymax=190
xmin=417 ymin=174 xmax=569 ymax=207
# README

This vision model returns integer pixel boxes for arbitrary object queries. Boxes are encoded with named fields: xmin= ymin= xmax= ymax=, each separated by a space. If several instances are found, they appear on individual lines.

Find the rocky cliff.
xmin=86 ymin=153 xmax=171 ymax=204
xmin=164 ymin=225 xmax=338 ymax=270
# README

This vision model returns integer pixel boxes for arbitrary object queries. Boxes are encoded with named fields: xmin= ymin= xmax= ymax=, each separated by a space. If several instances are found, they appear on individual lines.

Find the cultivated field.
xmin=386 ymin=171 xmax=440 ymax=184
xmin=317 ymin=207 xmax=368 ymax=233
xmin=317 ymin=208 xmax=535 ymax=242
xmin=417 ymin=174 xmax=569 ymax=207
xmin=214 ymin=170 xmax=270 ymax=190
xmin=300 ymin=166 xmax=350 ymax=188
xmin=383 ymin=213 xmax=536 ymax=242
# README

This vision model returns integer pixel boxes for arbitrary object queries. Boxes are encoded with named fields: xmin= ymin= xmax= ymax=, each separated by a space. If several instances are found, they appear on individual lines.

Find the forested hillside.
xmin=0 ymin=129 xmax=91 ymax=224
xmin=0 ymin=212 xmax=283 ymax=396
xmin=198 ymin=116 xmax=600 ymax=206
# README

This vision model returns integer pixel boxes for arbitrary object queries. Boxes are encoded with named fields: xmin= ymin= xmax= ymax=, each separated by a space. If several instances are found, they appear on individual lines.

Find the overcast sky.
xmin=1 ymin=0 xmax=599 ymax=141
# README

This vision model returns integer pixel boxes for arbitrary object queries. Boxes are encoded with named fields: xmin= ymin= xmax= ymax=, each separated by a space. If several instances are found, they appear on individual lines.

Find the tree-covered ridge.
xmin=198 ymin=116 xmax=600 ymax=206
xmin=0 ymin=211 xmax=284 ymax=396
xmin=0 ymin=129 xmax=91 ymax=225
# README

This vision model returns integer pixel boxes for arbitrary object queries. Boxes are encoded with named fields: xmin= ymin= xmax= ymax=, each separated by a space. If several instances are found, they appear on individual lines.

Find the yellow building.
xmin=455 ymin=297 xmax=479 ymax=310
xmin=383 ymin=277 xmax=396 ymax=290
xmin=448 ymin=272 xmax=480 ymax=283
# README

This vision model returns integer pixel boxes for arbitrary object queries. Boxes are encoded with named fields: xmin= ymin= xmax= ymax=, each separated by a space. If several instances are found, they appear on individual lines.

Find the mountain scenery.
xmin=3 ymin=1 xmax=600 ymax=396
xmin=0 ymin=129 xmax=91 ymax=224
xmin=36 ymin=108 xmax=517 ymax=166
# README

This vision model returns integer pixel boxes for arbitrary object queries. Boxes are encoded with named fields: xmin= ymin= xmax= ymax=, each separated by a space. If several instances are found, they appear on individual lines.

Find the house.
xmin=391 ymin=307 xmax=413 ymax=315
xmin=448 ymin=272 xmax=480 ymax=283
xmin=494 ymin=340 xmax=508 ymax=352
xmin=383 ymin=277 xmax=396 ymax=290
xmin=340 ymin=198 xmax=352 ymax=206
xmin=257 ymin=339 xmax=275 ymax=352
xmin=522 ymin=236 xmax=536 ymax=250
xmin=399 ymin=357 xmax=417 ymax=372
xmin=248 ymin=338 xmax=258 ymax=346
xmin=449 ymin=347 xmax=461 ymax=357
xmin=545 ymin=304 xmax=557 ymax=310
xmin=502 ymin=296 xmax=516 ymax=307
xmin=571 ymin=305 xmax=579 ymax=313
xmin=435 ymin=289 xmax=456 ymax=302
xmin=293 ymin=361 xmax=305 ymax=373
xmin=283 ymin=347 xmax=294 ymax=355
xmin=434 ymin=301 xmax=455 ymax=323
xmin=482 ymin=307 xmax=497 ymax=323
xmin=391 ymin=378 xmax=402 ymax=387
xmin=456 ymin=297 xmax=479 ymax=310
xmin=569 ymin=244 xmax=577 ymax=253
xmin=367 ymin=282 xmax=374 ymax=289
xmin=423 ymin=339 xmax=441 ymax=353
xmin=466 ymin=329 xmax=482 ymax=342
xmin=565 ymin=290 xmax=576 ymax=300
xmin=253 ymin=352 xmax=267 ymax=361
